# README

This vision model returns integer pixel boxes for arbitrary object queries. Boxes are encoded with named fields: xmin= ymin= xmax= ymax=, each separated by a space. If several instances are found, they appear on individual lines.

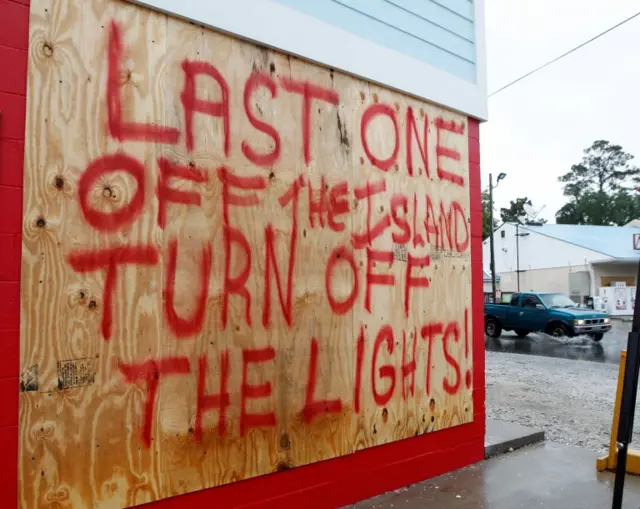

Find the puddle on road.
xmin=486 ymin=332 xmax=611 ymax=363
xmin=487 ymin=323 xmax=629 ymax=365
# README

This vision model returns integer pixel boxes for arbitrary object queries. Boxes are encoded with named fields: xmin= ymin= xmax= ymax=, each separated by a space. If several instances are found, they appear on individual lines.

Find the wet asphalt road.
xmin=485 ymin=319 xmax=631 ymax=365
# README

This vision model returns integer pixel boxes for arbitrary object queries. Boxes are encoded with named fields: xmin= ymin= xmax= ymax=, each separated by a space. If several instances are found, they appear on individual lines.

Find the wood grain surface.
xmin=19 ymin=0 xmax=473 ymax=507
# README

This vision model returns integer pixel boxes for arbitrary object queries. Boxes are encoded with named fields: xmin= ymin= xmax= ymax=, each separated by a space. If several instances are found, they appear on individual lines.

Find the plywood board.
xmin=19 ymin=0 xmax=473 ymax=507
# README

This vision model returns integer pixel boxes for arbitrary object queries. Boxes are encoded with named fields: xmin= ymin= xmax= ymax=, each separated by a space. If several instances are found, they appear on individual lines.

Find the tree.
xmin=555 ymin=140 xmax=640 ymax=225
xmin=482 ymin=188 xmax=495 ymax=239
xmin=500 ymin=197 xmax=547 ymax=224
xmin=556 ymin=189 xmax=640 ymax=226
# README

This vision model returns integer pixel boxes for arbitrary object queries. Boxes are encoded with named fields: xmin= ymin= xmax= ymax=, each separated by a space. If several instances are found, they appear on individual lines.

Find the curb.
xmin=484 ymin=420 xmax=545 ymax=459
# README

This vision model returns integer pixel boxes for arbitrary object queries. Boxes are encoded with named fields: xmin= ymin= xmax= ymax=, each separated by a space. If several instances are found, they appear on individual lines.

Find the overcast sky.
xmin=482 ymin=0 xmax=640 ymax=223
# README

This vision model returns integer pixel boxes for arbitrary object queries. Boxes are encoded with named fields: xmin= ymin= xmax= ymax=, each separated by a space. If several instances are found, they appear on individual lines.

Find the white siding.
xmin=271 ymin=0 xmax=477 ymax=81
xmin=127 ymin=0 xmax=488 ymax=119
xmin=483 ymin=279 xmax=500 ymax=293
xmin=498 ymin=267 xmax=573 ymax=294
xmin=483 ymin=223 xmax=612 ymax=275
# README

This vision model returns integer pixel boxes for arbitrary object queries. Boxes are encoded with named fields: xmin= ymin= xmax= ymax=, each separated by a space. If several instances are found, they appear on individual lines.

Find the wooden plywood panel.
xmin=19 ymin=0 xmax=473 ymax=507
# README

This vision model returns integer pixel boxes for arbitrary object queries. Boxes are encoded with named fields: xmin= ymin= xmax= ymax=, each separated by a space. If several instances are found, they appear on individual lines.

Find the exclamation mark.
xmin=464 ymin=308 xmax=472 ymax=389
xmin=354 ymin=326 xmax=365 ymax=413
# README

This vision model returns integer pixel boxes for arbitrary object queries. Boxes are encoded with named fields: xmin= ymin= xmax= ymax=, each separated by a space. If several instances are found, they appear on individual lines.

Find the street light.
xmin=489 ymin=172 xmax=506 ymax=302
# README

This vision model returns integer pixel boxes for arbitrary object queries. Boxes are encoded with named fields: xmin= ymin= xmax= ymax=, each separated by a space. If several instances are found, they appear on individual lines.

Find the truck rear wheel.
xmin=485 ymin=318 xmax=502 ymax=338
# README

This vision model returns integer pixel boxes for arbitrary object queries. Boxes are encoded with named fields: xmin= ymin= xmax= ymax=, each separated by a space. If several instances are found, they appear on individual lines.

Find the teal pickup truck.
xmin=484 ymin=292 xmax=612 ymax=342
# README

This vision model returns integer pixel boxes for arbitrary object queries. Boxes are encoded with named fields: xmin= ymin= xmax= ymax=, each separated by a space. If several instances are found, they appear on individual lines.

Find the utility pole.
xmin=489 ymin=172 xmax=506 ymax=302
xmin=489 ymin=174 xmax=497 ymax=302
xmin=516 ymin=222 xmax=520 ymax=291
xmin=515 ymin=223 xmax=529 ymax=292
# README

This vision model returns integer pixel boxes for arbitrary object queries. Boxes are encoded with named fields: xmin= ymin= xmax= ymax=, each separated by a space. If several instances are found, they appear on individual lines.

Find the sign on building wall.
xmin=19 ymin=0 xmax=473 ymax=507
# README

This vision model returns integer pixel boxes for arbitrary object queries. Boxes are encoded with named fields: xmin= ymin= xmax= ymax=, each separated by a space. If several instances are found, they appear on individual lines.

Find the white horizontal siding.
xmin=389 ymin=0 xmax=475 ymax=40
xmin=127 ymin=0 xmax=488 ymax=119
xmin=432 ymin=0 xmax=474 ymax=21
xmin=272 ymin=0 xmax=477 ymax=82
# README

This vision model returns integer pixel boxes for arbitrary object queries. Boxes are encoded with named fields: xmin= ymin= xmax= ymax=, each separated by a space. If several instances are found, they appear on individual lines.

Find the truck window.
xmin=500 ymin=292 xmax=513 ymax=304
xmin=510 ymin=293 xmax=520 ymax=306
xmin=521 ymin=295 xmax=543 ymax=309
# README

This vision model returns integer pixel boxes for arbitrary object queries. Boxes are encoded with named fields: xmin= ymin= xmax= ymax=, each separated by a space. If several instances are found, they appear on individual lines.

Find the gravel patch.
xmin=486 ymin=351 xmax=640 ymax=454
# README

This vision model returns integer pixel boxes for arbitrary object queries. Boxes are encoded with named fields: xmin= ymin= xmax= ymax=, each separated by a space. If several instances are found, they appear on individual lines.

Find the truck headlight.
xmin=604 ymin=317 xmax=611 ymax=324
xmin=574 ymin=319 xmax=585 ymax=326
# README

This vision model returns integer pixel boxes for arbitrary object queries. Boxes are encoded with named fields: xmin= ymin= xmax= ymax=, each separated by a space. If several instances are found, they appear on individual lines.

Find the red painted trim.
xmin=0 ymin=425 xmax=18 ymax=504
xmin=468 ymin=117 xmax=480 ymax=141
xmin=468 ymin=160 xmax=480 ymax=189
xmin=0 ymin=282 xmax=20 ymax=331
xmin=0 ymin=46 xmax=27 ymax=96
xmin=0 ymin=140 xmax=25 ymax=188
xmin=0 ymin=378 xmax=18 ymax=427
xmin=0 ymin=233 xmax=20 ymax=282
xmin=0 ymin=1 xmax=29 ymax=51
xmin=2 ymin=0 xmax=484 ymax=502
xmin=0 ymin=185 xmax=22 ymax=234
xmin=0 ymin=91 xmax=26 ymax=142
xmin=0 ymin=3 xmax=27 ymax=509
xmin=468 ymin=118 xmax=486 ymax=428
xmin=0 ymin=330 xmax=19 ymax=379
xmin=141 ymin=425 xmax=483 ymax=509
xmin=469 ymin=139 xmax=480 ymax=166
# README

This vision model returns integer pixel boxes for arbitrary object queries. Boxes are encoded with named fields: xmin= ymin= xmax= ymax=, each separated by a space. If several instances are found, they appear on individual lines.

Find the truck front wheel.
xmin=485 ymin=318 xmax=502 ymax=338
xmin=547 ymin=323 xmax=569 ymax=338
xmin=590 ymin=333 xmax=604 ymax=342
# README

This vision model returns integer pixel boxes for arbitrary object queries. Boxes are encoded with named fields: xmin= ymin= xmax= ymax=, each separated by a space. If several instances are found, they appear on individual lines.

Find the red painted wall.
xmin=0 ymin=1 xmax=484 ymax=506
xmin=0 ymin=0 xmax=29 ymax=506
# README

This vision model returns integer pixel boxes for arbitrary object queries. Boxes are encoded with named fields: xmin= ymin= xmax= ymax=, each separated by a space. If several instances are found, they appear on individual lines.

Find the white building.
xmin=483 ymin=223 xmax=640 ymax=306
xmin=483 ymin=270 xmax=500 ymax=302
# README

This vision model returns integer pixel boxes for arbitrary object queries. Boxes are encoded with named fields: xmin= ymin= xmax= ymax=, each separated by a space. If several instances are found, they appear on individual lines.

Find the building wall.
xmin=271 ymin=0 xmax=477 ymax=81
xmin=499 ymin=262 xmax=640 ymax=298
xmin=483 ymin=279 xmax=500 ymax=294
xmin=483 ymin=223 xmax=611 ymax=275
xmin=3 ymin=1 xmax=485 ymax=508
xmin=0 ymin=0 xmax=29 ymax=506
xmin=591 ymin=263 xmax=638 ymax=295
xmin=129 ymin=0 xmax=488 ymax=119
xmin=498 ymin=266 xmax=574 ymax=294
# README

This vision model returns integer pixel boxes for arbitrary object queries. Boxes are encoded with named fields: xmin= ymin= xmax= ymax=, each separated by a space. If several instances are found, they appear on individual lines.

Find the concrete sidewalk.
xmin=349 ymin=441 xmax=640 ymax=508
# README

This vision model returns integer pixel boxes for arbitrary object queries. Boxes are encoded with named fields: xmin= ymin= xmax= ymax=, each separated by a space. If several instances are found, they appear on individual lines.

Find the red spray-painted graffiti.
xmin=66 ymin=19 xmax=473 ymax=446
xmin=115 ymin=319 xmax=470 ymax=444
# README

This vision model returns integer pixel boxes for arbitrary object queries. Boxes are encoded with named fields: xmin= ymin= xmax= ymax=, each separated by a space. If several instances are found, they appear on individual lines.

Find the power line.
xmin=489 ymin=10 xmax=640 ymax=98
